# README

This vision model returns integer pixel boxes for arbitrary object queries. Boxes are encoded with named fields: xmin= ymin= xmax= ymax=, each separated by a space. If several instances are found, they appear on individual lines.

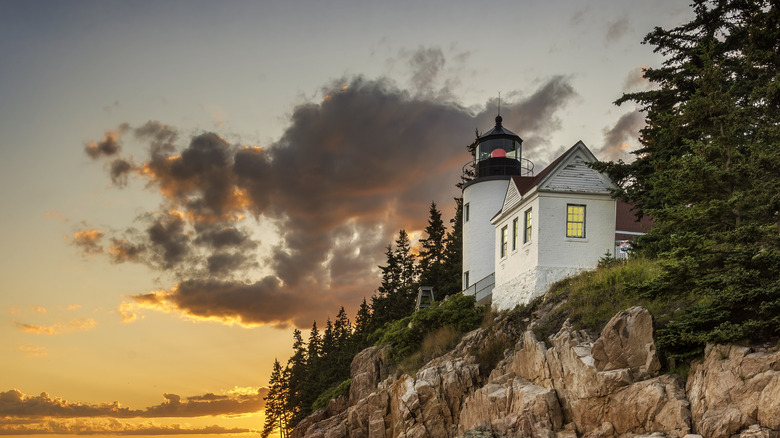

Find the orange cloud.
xmin=16 ymin=318 xmax=97 ymax=335
xmin=0 ymin=388 xmax=268 ymax=419
xmin=0 ymin=417 xmax=252 ymax=435
xmin=71 ymin=229 xmax=105 ymax=256
xmin=43 ymin=211 xmax=69 ymax=222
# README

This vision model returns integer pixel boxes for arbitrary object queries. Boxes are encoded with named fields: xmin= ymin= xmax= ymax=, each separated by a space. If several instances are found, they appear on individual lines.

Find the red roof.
xmin=616 ymin=200 xmax=653 ymax=239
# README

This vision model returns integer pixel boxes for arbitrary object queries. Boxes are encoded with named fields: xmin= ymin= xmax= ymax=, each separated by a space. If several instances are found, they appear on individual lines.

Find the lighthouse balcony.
xmin=463 ymin=156 xmax=534 ymax=179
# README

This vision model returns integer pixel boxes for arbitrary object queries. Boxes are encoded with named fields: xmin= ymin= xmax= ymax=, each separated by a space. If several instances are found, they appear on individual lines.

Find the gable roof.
xmin=491 ymin=141 xmax=615 ymax=224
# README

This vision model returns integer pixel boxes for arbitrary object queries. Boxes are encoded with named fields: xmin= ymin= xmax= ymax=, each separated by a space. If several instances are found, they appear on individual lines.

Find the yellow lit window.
xmin=566 ymin=205 xmax=585 ymax=238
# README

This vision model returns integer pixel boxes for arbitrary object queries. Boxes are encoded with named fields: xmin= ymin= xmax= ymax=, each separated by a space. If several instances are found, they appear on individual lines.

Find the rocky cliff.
xmin=291 ymin=307 xmax=780 ymax=438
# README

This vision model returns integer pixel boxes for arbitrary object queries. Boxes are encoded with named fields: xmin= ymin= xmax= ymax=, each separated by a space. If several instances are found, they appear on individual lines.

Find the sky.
xmin=0 ymin=0 xmax=692 ymax=436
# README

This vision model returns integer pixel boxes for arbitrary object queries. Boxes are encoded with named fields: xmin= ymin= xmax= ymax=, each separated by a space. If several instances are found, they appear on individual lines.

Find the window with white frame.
xmin=566 ymin=204 xmax=586 ymax=238
xmin=512 ymin=217 xmax=518 ymax=251
xmin=500 ymin=225 xmax=508 ymax=257
xmin=464 ymin=203 xmax=470 ymax=222
xmin=524 ymin=208 xmax=532 ymax=243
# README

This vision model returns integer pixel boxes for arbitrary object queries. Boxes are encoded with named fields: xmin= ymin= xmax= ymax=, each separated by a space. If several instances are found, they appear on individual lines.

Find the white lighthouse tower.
xmin=462 ymin=115 xmax=532 ymax=303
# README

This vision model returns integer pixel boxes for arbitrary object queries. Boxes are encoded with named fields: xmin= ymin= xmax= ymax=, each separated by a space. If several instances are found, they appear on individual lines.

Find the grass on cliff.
xmin=528 ymin=256 xmax=675 ymax=343
xmin=371 ymin=293 xmax=486 ymax=375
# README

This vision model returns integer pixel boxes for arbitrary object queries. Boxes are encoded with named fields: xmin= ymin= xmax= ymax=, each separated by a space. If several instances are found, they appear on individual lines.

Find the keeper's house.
xmin=462 ymin=117 xmax=650 ymax=310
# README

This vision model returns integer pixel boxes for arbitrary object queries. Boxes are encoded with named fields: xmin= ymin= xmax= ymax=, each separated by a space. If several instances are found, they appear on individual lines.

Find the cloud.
xmin=0 ymin=418 xmax=251 ymax=435
xmin=408 ymin=47 xmax=446 ymax=93
xmin=87 ymin=64 xmax=577 ymax=328
xmin=84 ymin=126 xmax=128 ymax=159
xmin=0 ymin=388 xmax=268 ymax=419
xmin=110 ymin=158 xmax=135 ymax=187
xmin=70 ymin=229 xmax=104 ymax=256
xmin=16 ymin=318 xmax=97 ymax=335
xmin=43 ymin=211 xmax=69 ymax=222
xmin=605 ymin=16 xmax=630 ymax=44
xmin=599 ymin=110 xmax=645 ymax=160
xmin=623 ymin=65 xmax=651 ymax=91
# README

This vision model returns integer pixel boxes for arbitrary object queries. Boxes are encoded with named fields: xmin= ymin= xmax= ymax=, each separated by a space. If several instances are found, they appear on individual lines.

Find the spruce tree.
xmin=419 ymin=202 xmax=449 ymax=296
xmin=262 ymin=359 xmax=289 ymax=438
xmin=594 ymin=0 xmax=780 ymax=360
xmin=441 ymin=198 xmax=464 ymax=295
xmin=352 ymin=298 xmax=371 ymax=351
xmin=299 ymin=321 xmax=321 ymax=414
xmin=370 ymin=229 xmax=419 ymax=332
xmin=285 ymin=329 xmax=307 ymax=427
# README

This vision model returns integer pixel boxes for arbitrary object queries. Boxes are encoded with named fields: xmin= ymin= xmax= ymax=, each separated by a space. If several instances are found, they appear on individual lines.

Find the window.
xmin=464 ymin=203 xmax=470 ymax=222
xmin=464 ymin=271 xmax=470 ymax=288
xmin=524 ymin=208 xmax=532 ymax=243
xmin=500 ymin=225 xmax=508 ymax=257
xmin=512 ymin=218 xmax=519 ymax=251
xmin=566 ymin=204 xmax=586 ymax=238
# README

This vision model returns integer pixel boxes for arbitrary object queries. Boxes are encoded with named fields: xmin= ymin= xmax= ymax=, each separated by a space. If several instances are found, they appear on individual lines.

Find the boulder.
xmin=686 ymin=345 xmax=780 ymax=438
xmin=591 ymin=306 xmax=661 ymax=380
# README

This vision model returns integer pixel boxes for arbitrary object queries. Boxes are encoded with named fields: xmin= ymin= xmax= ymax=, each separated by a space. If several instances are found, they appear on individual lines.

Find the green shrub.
xmin=374 ymin=293 xmax=485 ymax=363
xmin=311 ymin=378 xmax=351 ymax=411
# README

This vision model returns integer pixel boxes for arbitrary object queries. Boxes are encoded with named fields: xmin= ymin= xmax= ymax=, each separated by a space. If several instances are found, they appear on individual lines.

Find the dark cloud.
xmin=599 ymin=110 xmax=645 ymax=160
xmin=110 ymin=159 xmax=134 ymax=187
xmin=87 ymin=68 xmax=577 ymax=327
xmin=0 ymin=388 xmax=267 ymax=419
xmin=84 ymin=125 xmax=129 ymax=159
xmin=134 ymin=120 xmax=178 ymax=159
xmin=194 ymin=226 xmax=253 ymax=250
xmin=108 ymin=237 xmax=146 ymax=264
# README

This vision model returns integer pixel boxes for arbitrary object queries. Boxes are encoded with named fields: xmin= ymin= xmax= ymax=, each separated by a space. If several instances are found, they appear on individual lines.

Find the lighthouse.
xmin=462 ymin=115 xmax=532 ymax=302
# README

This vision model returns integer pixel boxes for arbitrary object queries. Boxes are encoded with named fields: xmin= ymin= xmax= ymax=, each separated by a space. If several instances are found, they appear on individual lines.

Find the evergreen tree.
xmin=285 ymin=329 xmax=307 ymax=427
xmin=394 ymin=229 xmax=419 ymax=292
xmin=370 ymin=229 xmax=419 ymax=332
xmin=299 ymin=321 xmax=321 ymax=414
xmin=262 ymin=359 xmax=289 ymax=438
xmin=352 ymin=298 xmax=372 ymax=351
xmin=334 ymin=307 xmax=351 ymax=349
xmin=594 ymin=0 xmax=780 ymax=360
xmin=441 ymin=198 xmax=464 ymax=295
xmin=419 ymin=202 xmax=449 ymax=295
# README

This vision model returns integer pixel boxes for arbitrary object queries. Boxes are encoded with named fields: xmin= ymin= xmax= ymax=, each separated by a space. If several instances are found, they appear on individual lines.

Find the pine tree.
xmin=394 ymin=229 xmax=419 ymax=292
xmin=262 ymin=359 xmax=289 ymax=438
xmin=419 ymin=202 xmax=449 ymax=296
xmin=285 ymin=329 xmax=307 ymax=427
xmin=441 ymin=198 xmax=464 ymax=295
xmin=352 ymin=298 xmax=372 ymax=351
xmin=594 ymin=0 xmax=780 ymax=361
xmin=370 ymin=229 xmax=419 ymax=332
xmin=298 ymin=321 xmax=321 ymax=415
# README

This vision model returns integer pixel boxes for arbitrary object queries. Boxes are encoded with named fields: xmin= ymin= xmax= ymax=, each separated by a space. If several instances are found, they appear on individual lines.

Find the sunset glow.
xmin=1 ymin=1 xmax=689 ymax=436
